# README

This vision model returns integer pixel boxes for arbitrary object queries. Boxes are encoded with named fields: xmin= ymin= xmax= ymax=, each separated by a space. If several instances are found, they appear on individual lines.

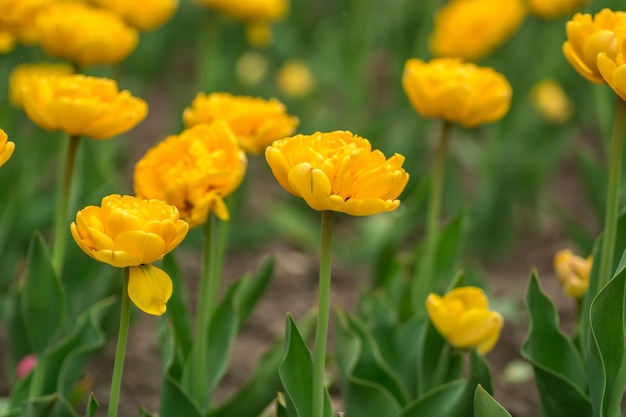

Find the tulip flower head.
xmin=426 ymin=286 xmax=504 ymax=354
xmin=71 ymin=195 xmax=189 ymax=315
xmin=8 ymin=61 xmax=74 ymax=108
xmin=598 ymin=46 xmax=626 ymax=101
xmin=21 ymin=74 xmax=148 ymax=140
xmin=134 ymin=121 xmax=247 ymax=228
xmin=33 ymin=2 xmax=138 ymax=67
xmin=530 ymin=79 xmax=573 ymax=124
xmin=0 ymin=129 xmax=15 ymax=168
xmin=553 ymin=249 xmax=592 ymax=299
xmin=429 ymin=0 xmax=526 ymax=61
xmin=0 ymin=0 xmax=51 ymax=43
xmin=87 ymin=0 xmax=179 ymax=31
xmin=529 ymin=0 xmax=590 ymax=19
xmin=183 ymin=92 xmax=299 ymax=154
xmin=266 ymin=131 xmax=409 ymax=216
xmin=276 ymin=59 xmax=315 ymax=98
xmin=402 ymin=58 xmax=512 ymax=128
xmin=563 ymin=9 xmax=626 ymax=84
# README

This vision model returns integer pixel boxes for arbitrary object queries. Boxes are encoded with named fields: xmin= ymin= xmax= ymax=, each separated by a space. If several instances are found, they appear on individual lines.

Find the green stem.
xmin=312 ymin=210 xmax=334 ymax=417
xmin=107 ymin=268 xmax=132 ymax=417
xmin=432 ymin=343 xmax=452 ymax=388
xmin=412 ymin=121 xmax=451 ymax=314
xmin=191 ymin=213 xmax=222 ymax=407
xmin=51 ymin=134 xmax=81 ymax=275
xmin=597 ymin=97 xmax=626 ymax=292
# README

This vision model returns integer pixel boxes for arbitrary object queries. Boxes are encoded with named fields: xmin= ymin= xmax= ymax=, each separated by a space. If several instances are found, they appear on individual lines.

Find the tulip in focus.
xmin=429 ymin=0 xmax=526 ymax=61
xmin=71 ymin=194 xmax=189 ymax=315
xmin=276 ymin=59 xmax=315 ymax=98
xmin=0 ymin=129 xmax=15 ymax=168
xmin=266 ymin=131 xmax=409 ymax=216
xmin=553 ymin=249 xmax=592 ymax=298
xmin=87 ymin=0 xmax=179 ymax=31
xmin=134 ymin=121 xmax=247 ymax=228
xmin=183 ymin=92 xmax=298 ymax=154
xmin=33 ymin=2 xmax=138 ymax=67
xmin=528 ymin=0 xmax=590 ymax=19
xmin=8 ymin=61 xmax=74 ymax=108
xmin=21 ymin=74 xmax=147 ymax=140
xmin=426 ymin=286 xmax=504 ymax=354
xmin=562 ymin=9 xmax=626 ymax=84
xmin=530 ymin=79 xmax=573 ymax=124
xmin=402 ymin=58 xmax=512 ymax=128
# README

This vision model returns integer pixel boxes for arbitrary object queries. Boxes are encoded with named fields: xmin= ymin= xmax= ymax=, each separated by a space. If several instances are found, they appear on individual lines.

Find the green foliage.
xmin=474 ymin=385 xmax=511 ymax=417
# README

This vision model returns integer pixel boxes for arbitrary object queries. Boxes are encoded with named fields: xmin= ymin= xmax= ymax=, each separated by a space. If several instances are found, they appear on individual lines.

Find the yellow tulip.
xmin=183 ymin=92 xmax=299 ymax=154
xmin=71 ymin=194 xmax=189 ymax=315
xmin=429 ymin=0 xmax=526 ymax=61
xmin=194 ymin=0 xmax=287 ymax=22
xmin=8 ymin=62 xmax=74 ymax=108
xmin=33 ymin=2 xmax=138 ymax=67
xmin=265 ymin=131 xmax=409 ymax=216
xmin=0 ymin=0 xmax=51 ymax=34
xmin=528 ymin=0 xmax=590 ymax=19
xmin=276 ymin=59 xmax=315 ymax=98
xmin=426 ymin=287 xmax=504 ymax=354
xmin=553 ymin=249 xmax=592 ymax=299
xmin=0 ymin=30 xmax=15 ymax=53
xmin=530 ymin=79 xmax=573 ymax=124
xmin=562 ymin=9 xmax=626 ymax=84
xmin=87 ymin=0 xmax=179 ymax=31
xmin=0 ymin=129 xmax=15 ymax=168
xmin=402 ymin=58 xmax=512 ymax=128
xmin=21 ymin=74 xmax=148 ymax=140
xmin=598 ymin=50 xmax=626 ymax=101
xmin=134 ymin=121 xmax=247 ymax=228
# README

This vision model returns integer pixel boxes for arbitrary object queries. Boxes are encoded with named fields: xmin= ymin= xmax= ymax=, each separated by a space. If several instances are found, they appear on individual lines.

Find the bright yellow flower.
xmin=9 ymin=62 xmax=74 ymax=108
xmin=426 ymin=287 xmax=504 ymax=354
xmin=528 ymin=0 xmax=590 ymax=19
xmin=266 ymin=131 xmax=409 ymax=216
xmin=0 ymin=129 xmax=15 ymax=167
xmin=34 ymin=2 xmax=138 ymax=67
xmin=0 ymin=0 xmax=52 ymax=31
xmin=402 ymin=58 xmax=512 ymax=128
xmin=87 ymin=0 xmax=179 ymax=31
xmin=0 ymin=30 xmax=15 ymax=53
xmin=21 ymin=74 xmax=148 ymax=140
xmin=562 ymin=9 xmax=626 ymax=84
xmin=276 ymin=59 xmax=314 ymax=98
xmin=71 ymin=194 xmax=189 ymax=315
xmin=183 ymin=92 xmax=298 ymax=154
xmin=553 ymin=249 xmax=592 ymax=299
xmin=598 ymin=49 xmax=626 ymax=101
xmin=530 ymin=79 xmax=573 ymax=124
xmin=194 ymin=0 xmax=287 ymax=22
xmin=134 ymin=121 xmax=247 ymax=228
xmin=429 ymin=0 xmax=526 ymax=61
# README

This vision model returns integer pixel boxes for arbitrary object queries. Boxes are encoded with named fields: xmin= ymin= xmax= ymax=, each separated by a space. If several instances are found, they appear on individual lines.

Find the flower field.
xmin=1 ymin=0 xmax=625 ymax=416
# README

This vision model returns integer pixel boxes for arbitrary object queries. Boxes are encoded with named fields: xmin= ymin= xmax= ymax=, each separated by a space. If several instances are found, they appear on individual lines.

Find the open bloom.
xmin=528 ymin=0 xmax=590 ymax=19
xmin=530 ymin=79 xmax=573 ymax=124
xmin=71 ymin=194 xmax=189 ymax=315
xmin=134 ymin=121 xmax=247 ymax=227
xmin=402 ymin=58 xmax=512 ymax=128
xmin=0 ymin=0 xmax=51 ymax=43
xmin=21 ymin=74 xmax=147 ymax=139
xmin=562 ymin=9 xmax=626 ymax=84
xmin=33 ymin=2 xmax=138 ymax=67
xmin=554 ymin=249 xmax=592 ymax=298
xmin=0 ymin=129 xmax=15 ymax=167
xmin=183 ymin=92 xmax=298 ymax=154
xmin=9 ymin=61 xmax=74 ymax=108
xmin=266 ymin=131 xmax=409 ymax=216
xmin=429 ymin=0 xmax=526 ymax=61
xmin=87 ymin=0 xmax=179 ymax=31
xmin=426 ymin=287 xmax=504 ymax=354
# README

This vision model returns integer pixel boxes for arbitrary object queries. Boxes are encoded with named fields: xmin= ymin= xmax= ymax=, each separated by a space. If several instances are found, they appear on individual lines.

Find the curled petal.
xmin=450 ymin=309 xmax=504 ymax=351
xmin=127 ymin=265 xmax=173 ymax=316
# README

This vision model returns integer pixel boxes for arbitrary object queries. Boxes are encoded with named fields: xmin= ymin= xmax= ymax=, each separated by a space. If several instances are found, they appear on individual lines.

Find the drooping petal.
xmin=127 ymin=265 xmax=173 ymax=316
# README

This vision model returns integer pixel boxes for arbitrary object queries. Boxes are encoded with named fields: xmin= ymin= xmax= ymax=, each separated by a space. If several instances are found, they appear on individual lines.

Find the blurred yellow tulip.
xmin=553 ymin=249 xmax=592 ymax=299
xmin=266 ymin=131 xmax=409 ymax=216
xmin=0 ymin=129 xmax=15 ymax=168
xmin=530 ymin=79 xmax=573 ymax=124
xmin=426 ymin=286 xmax=504 ymax=354
xmin=528 ymin=0 xmax=590 ymax=19
xmin=87 ymin=0 xmax=179 ymax=31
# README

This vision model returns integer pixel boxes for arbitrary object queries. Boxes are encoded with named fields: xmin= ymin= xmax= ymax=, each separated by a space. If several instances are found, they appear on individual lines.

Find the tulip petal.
xmin=445 ymin=287 xmax=489 ymax=310
xmin=92 ymin=249 xmax=139 ymax=267
xmin=127 ymin=265 xmax=172 ymax=316
xmin=287 ymin=163 xmax=332 ymax=211
xmin=426 ymin=293 xmax=455 ymax=336
xmin=114 ymin=231 xmax=166 ymax=265
xmin=449 ymin=309 xmax=503 ymax=352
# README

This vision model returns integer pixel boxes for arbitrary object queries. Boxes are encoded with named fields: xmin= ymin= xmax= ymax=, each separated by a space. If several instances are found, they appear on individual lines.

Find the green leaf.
xmin=23 ymin=394 xmax=76 ymax=417
xmin=208 ymin=311 xmax=316 ymax=417
xmin=334 ymin=309 xmax=402 ymax=417
xmin=21 ymin=232 xmax=65 ymax=355
xmin=433 ymin=209 xmax=468 ymax=292
xmin=521 ymin=272 xmax=592 ymax=417
xmin=588 ymin=250 xmax=626 ymax=417
xmin=233 ymin=256 xmax=275 ymax=328
xmin=474 ymin=384 xmax=511 ymax=417
xmin=278 ymin=314 xmax=331 ymax=417
xmin=162 ymin=254 xmax=193 ymax=362
xmin=83 ymin=394 xmax=98 ymax=417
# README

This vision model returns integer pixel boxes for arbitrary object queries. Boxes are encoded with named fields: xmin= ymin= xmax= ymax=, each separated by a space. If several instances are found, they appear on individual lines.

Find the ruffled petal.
xmin=127 ymin=265 xmax=172 ymax=316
